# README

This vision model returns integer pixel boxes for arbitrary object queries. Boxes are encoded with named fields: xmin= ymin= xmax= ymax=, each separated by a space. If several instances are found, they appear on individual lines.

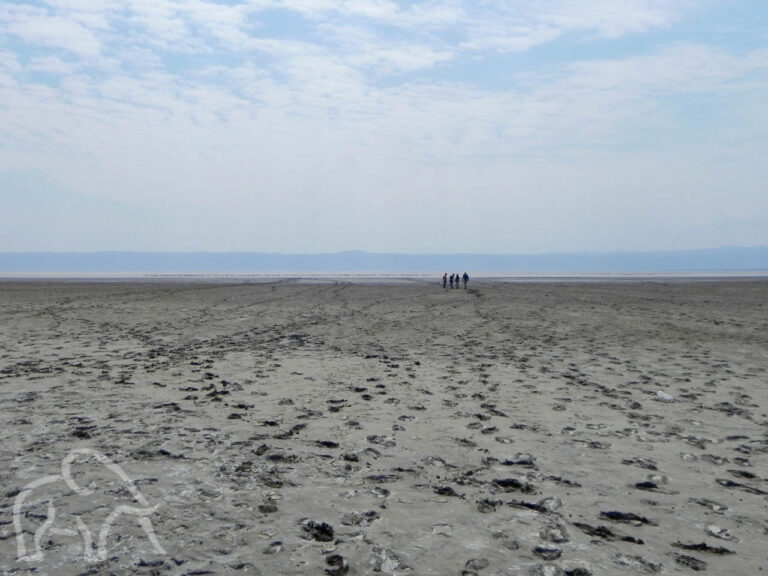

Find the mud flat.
xmin=1 ymin=279 xmax=767 ymax=575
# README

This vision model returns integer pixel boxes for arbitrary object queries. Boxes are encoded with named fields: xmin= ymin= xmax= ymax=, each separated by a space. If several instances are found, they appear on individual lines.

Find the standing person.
xmin=449 ymin=274 xmax=454 ymax=289
xmin=454 ymin=273 xmax=460 ymax=288
xmin=463 ymin=272 xmax=469 ymax=289
xmin=442 ymin=273 xmax=447 ymax=289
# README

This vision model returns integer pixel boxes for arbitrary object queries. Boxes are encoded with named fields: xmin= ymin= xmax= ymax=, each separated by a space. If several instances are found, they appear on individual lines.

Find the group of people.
xmin=443 ymin=272 xmax=469 ymax=289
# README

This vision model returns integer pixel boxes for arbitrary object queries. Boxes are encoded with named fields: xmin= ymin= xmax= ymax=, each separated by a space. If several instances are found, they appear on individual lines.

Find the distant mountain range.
xmin=1 ymin=247 xmax=767 ymax=274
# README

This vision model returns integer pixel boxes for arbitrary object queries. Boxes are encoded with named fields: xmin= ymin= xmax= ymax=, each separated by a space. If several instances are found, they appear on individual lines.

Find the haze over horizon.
xmin=2 ymin=1 xmax=767 ymax=254
xmin=2 ymin=246 xmax=768 ymax=274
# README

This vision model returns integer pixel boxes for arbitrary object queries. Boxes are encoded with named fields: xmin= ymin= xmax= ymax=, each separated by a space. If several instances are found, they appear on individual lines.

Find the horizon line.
xmin=2 ymin=245 xmax=767 ymax=256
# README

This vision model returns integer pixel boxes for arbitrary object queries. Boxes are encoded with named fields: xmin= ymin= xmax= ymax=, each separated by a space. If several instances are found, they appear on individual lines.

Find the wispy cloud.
xmin=548 ymin=0 xmax=688 ymax=38
xmin=0 ymin=0 xmax=698 ymax=81
xmin=1 ymin=3 xmax=102 ymax=57
xmin=1 ymin=2 xmax=761 ymax=156
xmin=0 ymin=0 xmax=766 ymax=252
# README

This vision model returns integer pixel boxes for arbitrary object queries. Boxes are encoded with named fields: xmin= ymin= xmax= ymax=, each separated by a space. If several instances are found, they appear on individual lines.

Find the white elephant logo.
xmin=13 ymin=448 xmax=166 ymax=563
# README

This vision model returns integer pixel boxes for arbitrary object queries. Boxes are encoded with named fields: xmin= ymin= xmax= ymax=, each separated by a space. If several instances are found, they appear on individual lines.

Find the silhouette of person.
xmin=463 ymin=272 xmax=469 ymax=289
xmin=449 ymin=274 xmax=454 ymax=289
xmin=454 ymin=273 xmax=460 ymax=288
xmin=442 ymin=273 xmax=447 ymax=289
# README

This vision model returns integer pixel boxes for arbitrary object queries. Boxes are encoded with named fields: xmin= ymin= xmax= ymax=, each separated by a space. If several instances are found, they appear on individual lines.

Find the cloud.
xmin=348 ymin=43 xmax=455 ymax=74
xmin=0 ymin=50 xmax=22 ymax=81
xmin=0 ymin=0 xmax=765 ymax=252
xmin=27 ymin=55 xmax=79 ymax=75
xmin=120 ymin=0 xmax=194 ymax=50
xmin=565 ymin=42 xmax=768 ymax=95
xmin=1 ymin=4 xmax=102 ymax=57
xmin=0 ymin=1 xmax=703 ymax=82
xmin=457 ymin=0 xmax=691 ymax=53
xmin=179 ymin=1 xmax=252 ymax=47
xmin=549 ymin=0 xmax=687 ymax=38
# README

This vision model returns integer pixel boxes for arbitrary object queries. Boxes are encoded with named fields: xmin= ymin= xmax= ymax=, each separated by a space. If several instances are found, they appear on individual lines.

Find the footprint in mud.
xmin=621 ymin=457 xmax=658 ymax=470
xmin=326 ymin=554 xmax=349 ymax=576
xmin=693 ymin=499 xmax=728 ymax=513
xmin=370 ymin=546 xmax=411 ymax=574
xmin=539 ymin=523 xmax=570 ymax=544
xmin=367 ymin=434 xmax=396 ymax=448
xmin=715 ymin=478 xmax=767 ymax=495
xmin=706 ymin=525 xmax=736 ymax=541
xmin=599 ymin=510 xmax=656 ymax=526
xmin=341 ymin=510 xmax=381 ymax=526
xmin=572 ymin=522 xmax=644 ymax=545
xmin=672 ymin=541 xmax=734 ymax=555
xmin=533 ymin=545 xmax=562 ymax=561
xmin=500 ymin=453 xmax=537 ymax=467
xmin=433 ymin=485 xmax=463 ymax=498
xmin=300 ymin=519 xmax=335 ymax=542
xmin=612 ymin=554 xmax=662 ymax=574
xmin=491 ymin=477 xmax=537 ymax=494
xmin=459 ymin=558 xmax=491 ymax=576
xmin=674 ymin=554 xmax=707 ymax=571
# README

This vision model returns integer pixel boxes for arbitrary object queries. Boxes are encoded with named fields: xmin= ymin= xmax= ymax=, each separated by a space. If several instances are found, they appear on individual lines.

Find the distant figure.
xmin=462 ymin=272 xmax=469 ymax=289
xmin=442 ymin=273 xmax=447 ymax=289
xmin=454 ymin=273 xmax=460 ymax=288
xmin=449 ymin=274 xmax=454 ymax=289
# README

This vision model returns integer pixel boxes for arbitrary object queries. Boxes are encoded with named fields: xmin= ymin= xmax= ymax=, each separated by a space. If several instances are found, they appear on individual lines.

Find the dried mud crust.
xmin=1 ymin=279 xmax=767 ymax=575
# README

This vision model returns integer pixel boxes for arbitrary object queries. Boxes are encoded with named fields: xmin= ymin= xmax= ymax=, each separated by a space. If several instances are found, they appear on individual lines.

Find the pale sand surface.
xmin=1 ymin=280 xmax=766 ymax=575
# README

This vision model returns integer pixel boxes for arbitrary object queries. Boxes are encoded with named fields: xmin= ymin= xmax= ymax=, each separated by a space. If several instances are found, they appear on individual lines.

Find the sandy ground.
xmin=1 ymin=279 xmax=767 ymax=576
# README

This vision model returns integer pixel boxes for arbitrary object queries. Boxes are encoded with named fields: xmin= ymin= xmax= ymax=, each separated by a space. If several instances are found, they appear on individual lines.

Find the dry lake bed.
xmin=1 ymin=279 xmax=767 ymax=575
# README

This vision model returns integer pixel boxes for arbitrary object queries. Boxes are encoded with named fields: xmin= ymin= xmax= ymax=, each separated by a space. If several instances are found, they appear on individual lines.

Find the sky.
xmin=1 ymin=0 xmax=767 ymax=254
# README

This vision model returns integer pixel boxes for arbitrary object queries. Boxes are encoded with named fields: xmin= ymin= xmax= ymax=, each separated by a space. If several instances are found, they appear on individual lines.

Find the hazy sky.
xmin=1 ymin=1 xmax=767 ymax=253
